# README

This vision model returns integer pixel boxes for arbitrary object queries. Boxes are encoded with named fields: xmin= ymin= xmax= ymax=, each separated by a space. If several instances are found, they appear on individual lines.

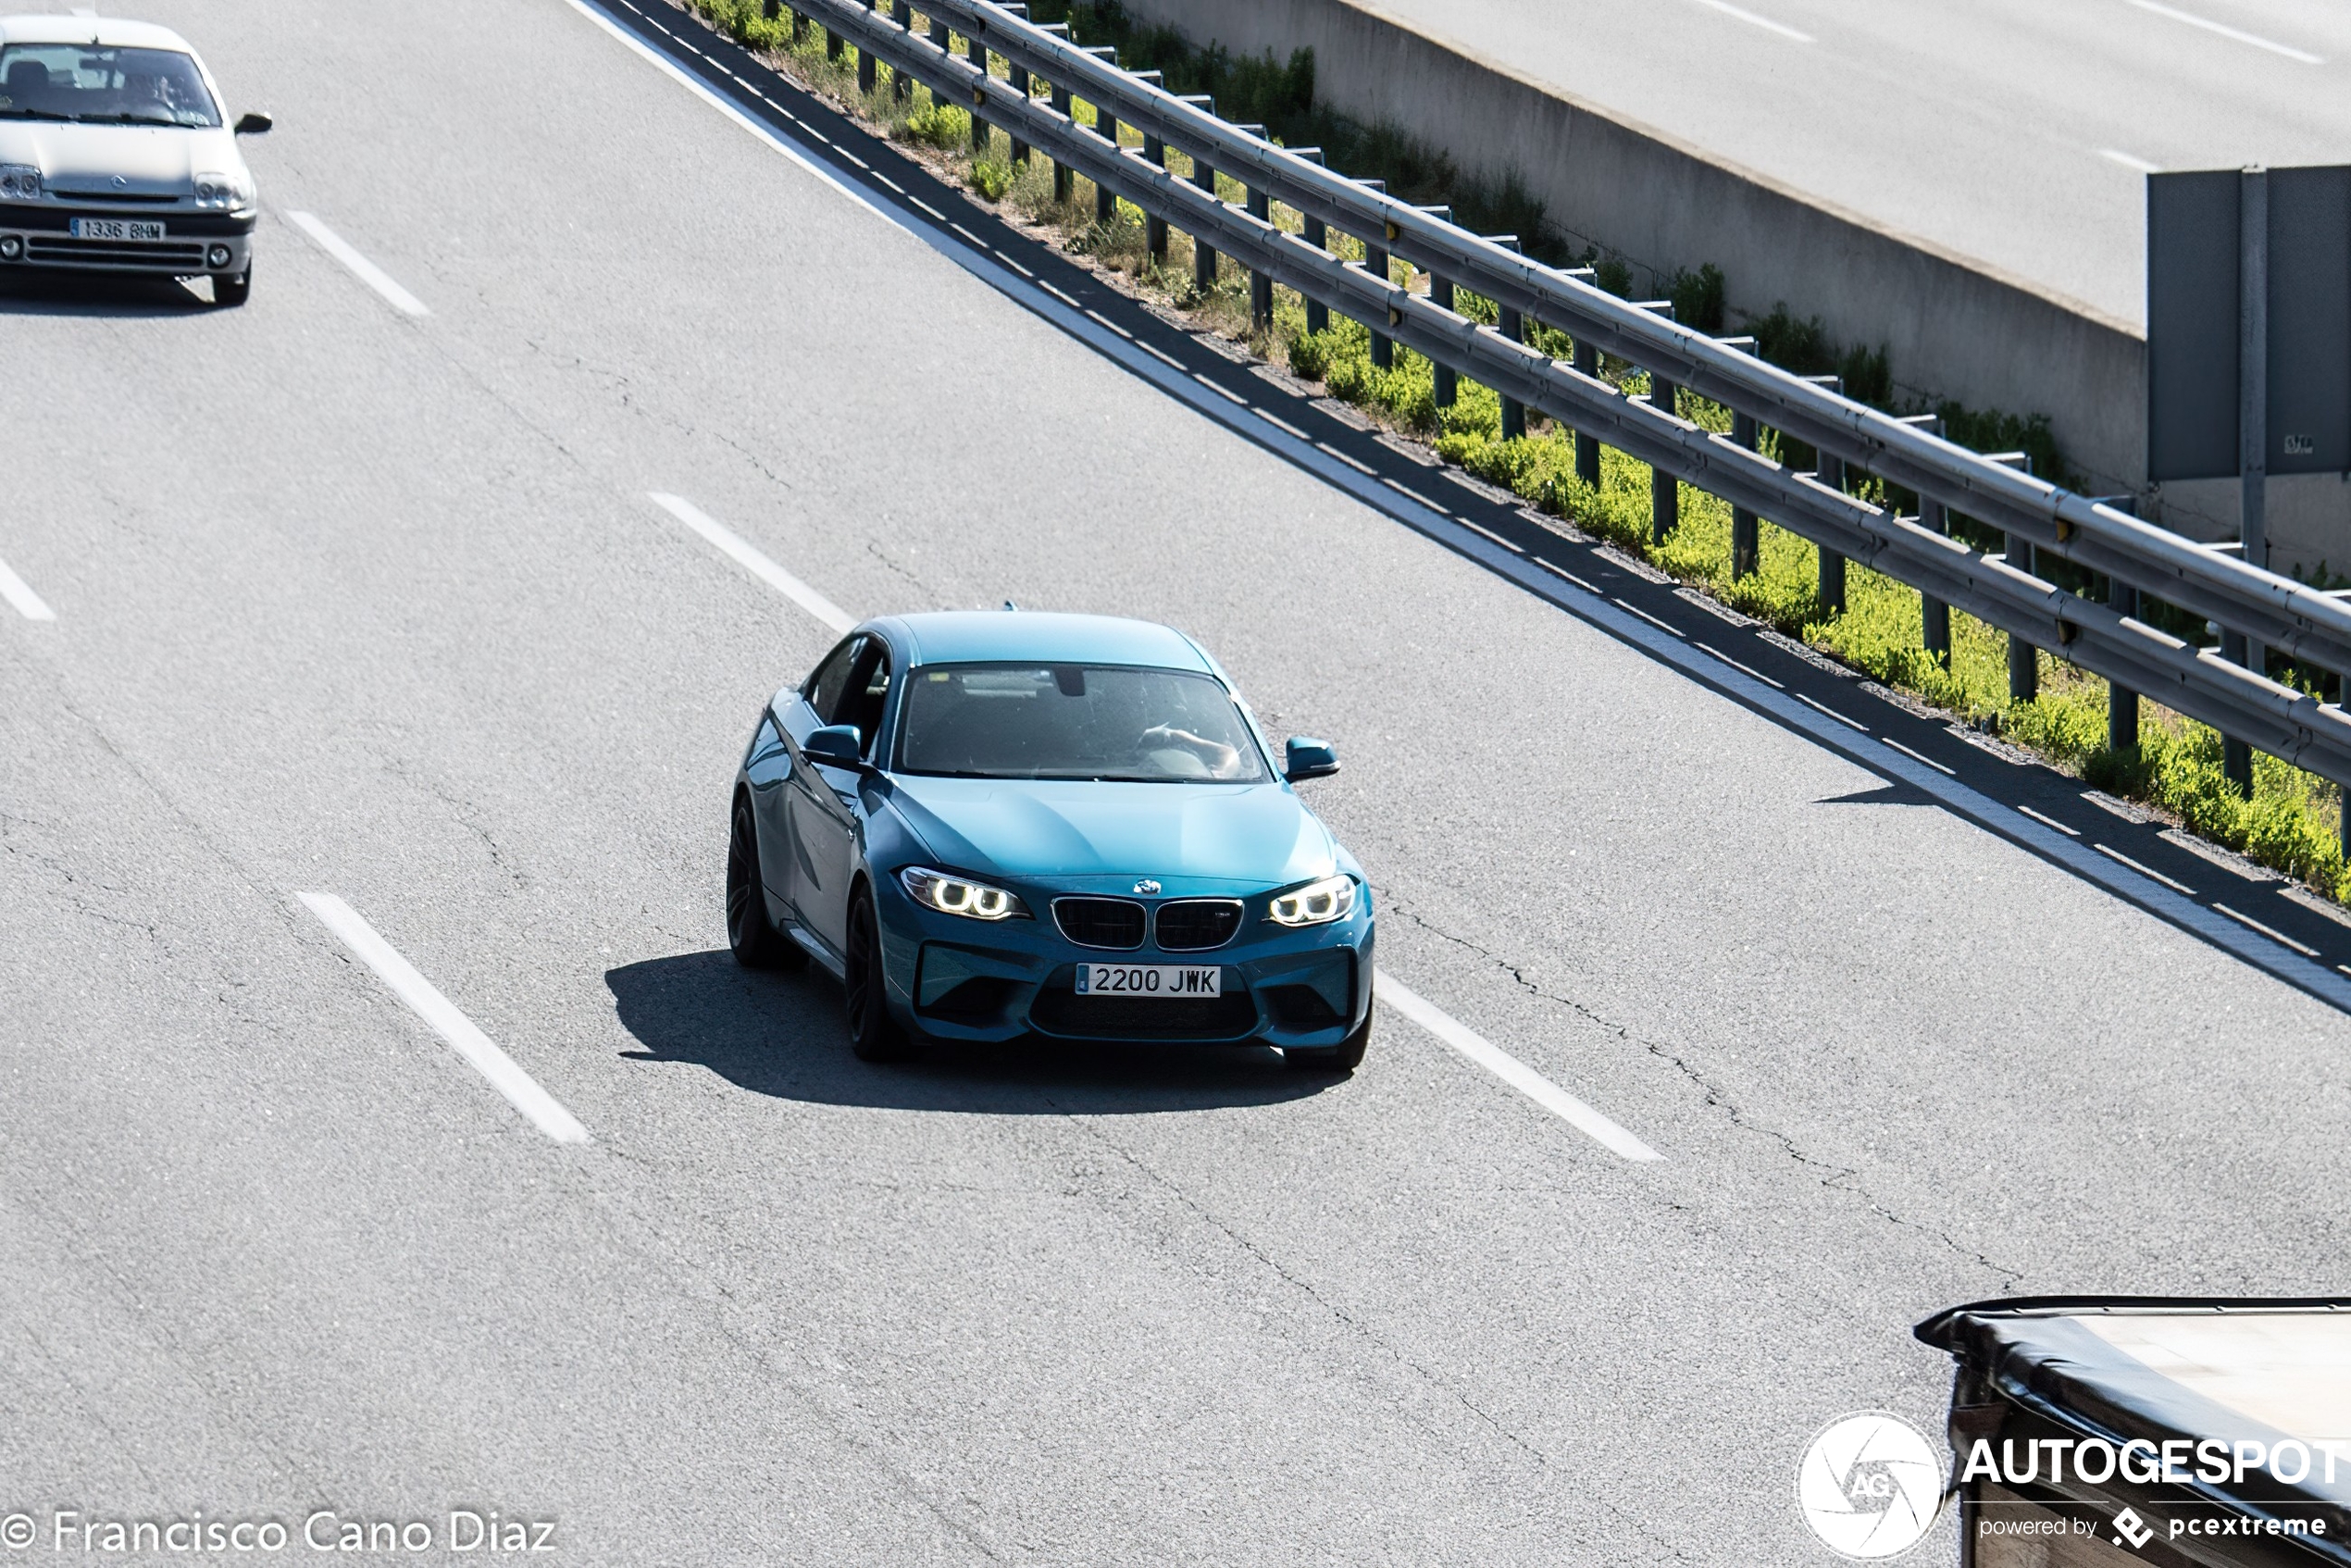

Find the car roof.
xmin=0 ymin=15 xmax=194 ymax=51
xmin=882 ymin=611 xmax=1216 ymax=675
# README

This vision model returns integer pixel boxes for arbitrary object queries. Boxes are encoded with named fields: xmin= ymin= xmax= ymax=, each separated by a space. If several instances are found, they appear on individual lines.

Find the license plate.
xmin=1076 ymin=963 xmax=1221 ymax=998
xmin=69 ymin=218 xmax=165 ymax=241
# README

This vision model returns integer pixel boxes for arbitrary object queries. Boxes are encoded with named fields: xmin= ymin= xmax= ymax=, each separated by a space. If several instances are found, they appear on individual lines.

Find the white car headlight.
xmin=192 ymin=169 xmax=254 ymax=210
xmin=901 ymin=865 xmax=1028 ymax=921
xmin=1267 ymin=874 xmax=1356 ymax=927
xmin=0 ymin=164 xmax=41 ymax=203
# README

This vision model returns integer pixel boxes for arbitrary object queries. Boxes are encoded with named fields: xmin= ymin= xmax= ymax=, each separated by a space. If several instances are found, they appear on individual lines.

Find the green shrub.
xmin=970 ymin=156 xmax=1014 ymax=200
xmin=897 ymin=101 xmax=971 ymax=151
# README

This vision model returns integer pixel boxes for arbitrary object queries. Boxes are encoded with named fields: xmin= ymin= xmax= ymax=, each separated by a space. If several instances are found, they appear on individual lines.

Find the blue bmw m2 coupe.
xmin=726 ymin=611 xmax=1374 ymax=1071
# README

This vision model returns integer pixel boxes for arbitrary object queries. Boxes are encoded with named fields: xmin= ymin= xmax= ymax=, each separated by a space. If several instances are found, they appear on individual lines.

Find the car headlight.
xmin=192 ymin=169 xmax=254 ymax=210
xmin=0 ymin=164 xmax=41 ymax=203
xmin=1267 ymin=874 xmax=1356 ymax=927
xmin=900 ymin=865 xmax=1028 ymax=921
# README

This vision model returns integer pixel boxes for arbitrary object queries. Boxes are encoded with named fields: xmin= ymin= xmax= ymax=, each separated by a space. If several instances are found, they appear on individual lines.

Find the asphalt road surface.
xmin=1362 ymin=0 xmax=2351 ymax=329
xmin=3 ymin=0 xmax=2348 ymax=1562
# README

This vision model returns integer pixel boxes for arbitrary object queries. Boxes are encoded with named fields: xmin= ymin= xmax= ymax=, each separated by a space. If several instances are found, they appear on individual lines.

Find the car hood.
xmin=884 ymin=776 xmax=1337 ymax=890
xmin=0 ymin=121 xmax=243 ymax=196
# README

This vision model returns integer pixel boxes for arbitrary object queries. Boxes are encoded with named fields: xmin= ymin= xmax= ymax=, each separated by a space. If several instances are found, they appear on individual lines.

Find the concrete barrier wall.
xmin=1113 ymin=0 xmax=2149 ymax=497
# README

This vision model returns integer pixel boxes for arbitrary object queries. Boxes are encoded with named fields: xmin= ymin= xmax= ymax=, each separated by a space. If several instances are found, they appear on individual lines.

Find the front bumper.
xmin=0 ymin=204 xmax=255 ymax=275
xmin=877 ymin=876 xmax=1375 ymax=1048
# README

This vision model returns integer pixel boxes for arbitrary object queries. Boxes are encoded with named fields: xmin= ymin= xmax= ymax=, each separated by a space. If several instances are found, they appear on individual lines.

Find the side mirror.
xmin=1283 ymin=736 xmax=1339 ymax=782
xmin=233 ymin=112 xmax=273 ymax=135
xmin=802 ymin=724 xmax=865 ymax=768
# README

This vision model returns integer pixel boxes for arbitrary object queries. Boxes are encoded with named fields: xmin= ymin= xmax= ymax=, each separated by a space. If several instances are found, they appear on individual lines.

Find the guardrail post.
xmin=1499 ymin=303 xmax=1526 ymax=439
xmin=1051 ymin=80 xmax=1073 ymax=202
xmin=1247 ymin=182 xmax=1274 ymax=329
xmin=1896 ymin=414 xmax=1951 ymax=664
xmin=967 ymin=33 xmax=989 ymax=150
xmin=1636 ymin=301 xmax=1678 ymax=543
xmin=1086 ymin=52 xmax=1119 ymax=225
xmin=1131 ymin=71 xmax=1167 ymax=262
xmin=791 ymin=6 xmax=809 ymax=44
xmin=1572 ymin=340 xmax=1600 ymax=482
xmin=827 ymin=15 xmax=844 ymax=60
xmin=889 ymin=1 xmax=912 ymax=98
xmin=1719 ymin=337 xmax=1759 ymax=579
xmin=855 ymin=0 xmax=877 ymax=95
xmin=1008 ymin=63 xmax=1031 ymax=163
xmin=1481 ymin=235 xmax=1523 ymax=439
xmin=1143 ymin=136 xmax=1167 ymax=264
xmin=1186 ymin=115 xmax=1218 ymax=295
xmin=1801 ymin=374 xmax=1846 ymax=616
xmin=1985 ymin=450 xmax=2036 ymax=704
xmin=1430 ymin=274 xmax=1456 ymax=407
xmin=1352 ymin=181 xmax=1391 ymax=367
xmin=2108 ymin=583 xmax=2141 ymax=754
xmin=1301 ymin=213 xmax=1329 ymax=335
xmin=2220 ymin=628 xmax=2253 ymax=793
xmin=2084 ymin=495 xmax=2141 ymax=753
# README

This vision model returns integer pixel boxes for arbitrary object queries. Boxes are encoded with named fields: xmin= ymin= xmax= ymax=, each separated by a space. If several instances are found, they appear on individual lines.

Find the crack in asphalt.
xmin=380 ymin=756 xmax=531 ymax=890
xmin=1375 ymin=890 xmax=2026 ymax=1291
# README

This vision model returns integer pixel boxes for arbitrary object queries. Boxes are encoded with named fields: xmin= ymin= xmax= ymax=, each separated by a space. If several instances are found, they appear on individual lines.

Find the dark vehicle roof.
xmin=1919 ymin=1297 xmax=2351 ymax=1562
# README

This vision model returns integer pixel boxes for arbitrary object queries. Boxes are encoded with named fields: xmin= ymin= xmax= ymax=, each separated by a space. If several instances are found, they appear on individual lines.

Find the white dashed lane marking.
xmin=300 ymin=892 xmax=590 ymax=1144
xmin=0 ymin=554 xmax=56 ymax=621
xmin=1376 ymin=972 xmax=1665 ymax=1162
xmin=649 ymin=492 xmax=857 ymax=634
xmin=284 ymin=211 xmax=429 ymax=317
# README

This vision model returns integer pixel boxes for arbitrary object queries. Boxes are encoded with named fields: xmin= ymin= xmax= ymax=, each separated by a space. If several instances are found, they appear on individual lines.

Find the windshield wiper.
xmin=81 ymin=112 xmax=193 ymax=127
xmin=0 ymin=107 xmax=77 ymax=121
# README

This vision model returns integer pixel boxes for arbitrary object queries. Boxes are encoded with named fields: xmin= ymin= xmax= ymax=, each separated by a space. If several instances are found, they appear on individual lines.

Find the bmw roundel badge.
xmin=1133 ymin=879 xmax=1162 ymax=895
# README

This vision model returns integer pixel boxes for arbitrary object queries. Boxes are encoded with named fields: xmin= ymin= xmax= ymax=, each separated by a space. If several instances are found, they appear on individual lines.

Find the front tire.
xmin=1285 ymin=1013 xmax=1370 ymax=1075
xmin=844 ymin=890 xmax=917 ymax=1063
xmin=212 ymin=265 xmax=250 ymax=308
xmin=727 ymin=798 xmax=802 ymax=969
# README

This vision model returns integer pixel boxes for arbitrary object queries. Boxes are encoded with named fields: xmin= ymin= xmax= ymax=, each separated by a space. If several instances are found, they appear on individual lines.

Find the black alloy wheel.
xmin=844 ymin=891 xmax=917 ymax=1063
xmin=1285 ymin=1014 xmax=1370 ymax=1075
xmin=212 ymin=265 xmax=251 ymax=308
xmin=727 ymin=799 xmax=801 ymax=969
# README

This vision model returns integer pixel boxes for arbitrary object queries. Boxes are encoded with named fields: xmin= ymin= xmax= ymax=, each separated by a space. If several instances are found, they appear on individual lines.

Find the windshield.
xmin=897 ymin=664 xmax=1271 ymax=783
xmin=0 ymin=44 xmax=221 ymax=127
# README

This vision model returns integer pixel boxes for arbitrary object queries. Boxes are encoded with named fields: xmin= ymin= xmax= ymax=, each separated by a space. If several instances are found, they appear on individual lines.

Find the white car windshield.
xmin=0 ymin=44 xmax=221 ymax=128
xmin=897 ymin=664 xmax=1271 ymax=783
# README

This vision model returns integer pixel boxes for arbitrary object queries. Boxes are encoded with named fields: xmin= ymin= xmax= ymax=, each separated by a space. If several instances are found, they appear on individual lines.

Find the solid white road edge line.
xmin=0 ymin=554 xmax=56 ymax=621
xmin=1690 ymin=0 xmax=1814 ymax=44
xmin=2124 ymin=0 xmax=2323 ymax=62
xmin=1375 ymin=970 xmax=1664 ymax=1162
xmin=283 ymin=212 xmax=429 ymax=317
xmin=649 ymin=492 xmax=856 ymax=633
xmin=560 ymin=0 xmax=891 ymax=220
xmin=300 ymin=892 xmax=590 ymax=1144
xmin=581 ymin=0 xmax=2351 ymax=1016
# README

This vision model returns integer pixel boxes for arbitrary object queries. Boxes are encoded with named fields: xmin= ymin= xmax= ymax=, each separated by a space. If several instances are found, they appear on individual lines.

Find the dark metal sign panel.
xmin=2147 ymin=165 xmax=2351 ymax=481
xmin=2268 ymin=165 xmax=2351 ymax=477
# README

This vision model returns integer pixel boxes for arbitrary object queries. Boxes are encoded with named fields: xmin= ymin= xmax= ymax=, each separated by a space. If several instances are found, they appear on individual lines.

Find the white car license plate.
xmin=1076 ymin=963 xmax=1221 ymax=998
xmin=69 ymin=218 xmax=165 ymax=241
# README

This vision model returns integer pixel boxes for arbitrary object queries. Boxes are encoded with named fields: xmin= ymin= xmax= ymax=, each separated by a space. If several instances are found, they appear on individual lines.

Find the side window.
xmin=840 ymin=644 xmax=892 ymax=757
xmin=803 ymin=636 xmax=863 ymax=723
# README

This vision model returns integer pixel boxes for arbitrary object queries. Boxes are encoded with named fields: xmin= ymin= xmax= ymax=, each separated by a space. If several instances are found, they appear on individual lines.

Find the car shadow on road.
xmin=606 ymin=950 xmax=1331 ymax=1114
xmin=0 ymin=272 xmax=212 ymax=316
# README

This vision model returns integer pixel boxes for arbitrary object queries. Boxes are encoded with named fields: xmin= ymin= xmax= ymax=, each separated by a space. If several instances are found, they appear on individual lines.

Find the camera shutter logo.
xmin=1797 ymin=1411 xmax=1945 ymax=1559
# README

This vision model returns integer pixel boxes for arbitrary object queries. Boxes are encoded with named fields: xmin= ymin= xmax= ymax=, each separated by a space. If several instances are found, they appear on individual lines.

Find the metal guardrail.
xmin=779 ymin=0 xmax=2351 ymax=789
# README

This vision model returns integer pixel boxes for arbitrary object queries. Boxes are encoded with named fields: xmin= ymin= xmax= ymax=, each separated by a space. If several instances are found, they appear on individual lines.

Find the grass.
xmin=666 ymin=0 xmax=2351 ymax=904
